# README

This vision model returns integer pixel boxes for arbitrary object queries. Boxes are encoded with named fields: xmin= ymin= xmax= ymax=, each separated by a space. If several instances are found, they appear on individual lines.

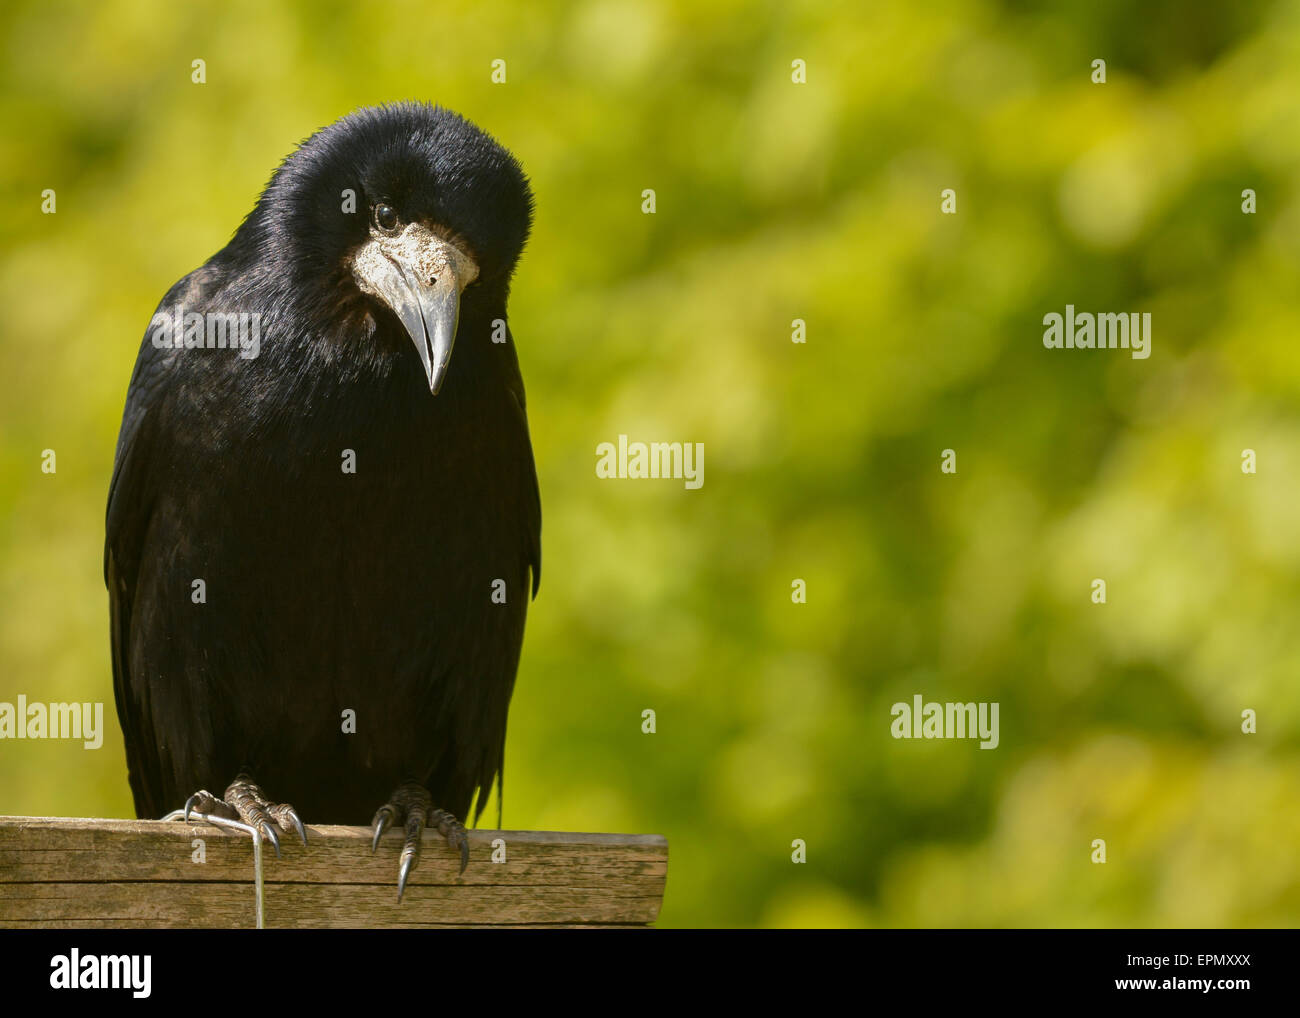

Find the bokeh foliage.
xmin=2 ymin=0 xmax=1299 ymax=927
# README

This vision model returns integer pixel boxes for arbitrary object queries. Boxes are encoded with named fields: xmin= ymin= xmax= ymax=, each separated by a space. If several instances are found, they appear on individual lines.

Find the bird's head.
xmin=243 ymin=102 xmax=533 ymax=394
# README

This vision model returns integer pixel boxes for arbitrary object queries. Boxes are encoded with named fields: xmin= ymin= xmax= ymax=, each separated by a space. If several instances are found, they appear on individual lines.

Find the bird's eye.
xmin=374 ymin=204 xmax=399 ymax=233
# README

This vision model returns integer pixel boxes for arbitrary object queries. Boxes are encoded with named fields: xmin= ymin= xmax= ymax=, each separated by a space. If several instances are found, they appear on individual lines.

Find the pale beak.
xmin=351 ymin=224 xmax=479 ymax=394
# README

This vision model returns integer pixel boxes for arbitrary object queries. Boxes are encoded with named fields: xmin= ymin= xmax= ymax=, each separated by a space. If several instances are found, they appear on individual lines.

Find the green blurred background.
xmin=3 ymin=0 xmax=1300 ymax=927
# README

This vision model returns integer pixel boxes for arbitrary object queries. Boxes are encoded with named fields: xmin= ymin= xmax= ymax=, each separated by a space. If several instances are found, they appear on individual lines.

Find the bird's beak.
xmin=351 ymin=224 xmax=479 ymax=394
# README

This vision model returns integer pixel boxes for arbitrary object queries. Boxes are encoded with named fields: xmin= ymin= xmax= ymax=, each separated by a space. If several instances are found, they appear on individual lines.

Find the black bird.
xmin=105 ymin=103 xmax=540 ymax=898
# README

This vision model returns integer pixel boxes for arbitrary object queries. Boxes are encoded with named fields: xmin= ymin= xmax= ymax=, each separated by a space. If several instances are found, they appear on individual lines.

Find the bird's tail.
xmin=470 ymin=752 xmax=505 ymax=830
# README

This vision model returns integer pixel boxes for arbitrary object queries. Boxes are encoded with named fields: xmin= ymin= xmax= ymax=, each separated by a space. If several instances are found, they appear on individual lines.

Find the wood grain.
xmin=0 ymin=816 xmax=667 ymax=928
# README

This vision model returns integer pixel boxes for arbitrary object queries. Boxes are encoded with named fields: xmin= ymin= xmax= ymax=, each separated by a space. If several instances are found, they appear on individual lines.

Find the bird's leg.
xmin=370 ymin=782 xmax=469 ymax=902
xmin=181 ymin=773 xmax=307 ymax=858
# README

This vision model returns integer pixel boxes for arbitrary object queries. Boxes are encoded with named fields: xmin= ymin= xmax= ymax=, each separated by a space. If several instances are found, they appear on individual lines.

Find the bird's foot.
xmin=161 ymin=774 xmax=305 ymax=930
xmin=370 ymin=782 xmax=469 ymax=902
xmin=182 ymin=774 xmax=307 ymax=858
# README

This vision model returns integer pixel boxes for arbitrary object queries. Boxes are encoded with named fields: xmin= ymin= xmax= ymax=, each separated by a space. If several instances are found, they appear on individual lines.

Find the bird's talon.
xmin=370 ymin=806 xmax=394 ymax=853
xmin=260 ymin=822 xmax=281 ymax=858
xmin=176 ymin=778 xmax=302 ymax=861
xmin=397 ymin=854 xmax=414 ymax=903
xmin=181 ymin=789 xmax=228 ymax=824
xmin=267 ymin=802 xmax=307 ymax=846
xmin=373 ymin=784 xmax=470 ymax=899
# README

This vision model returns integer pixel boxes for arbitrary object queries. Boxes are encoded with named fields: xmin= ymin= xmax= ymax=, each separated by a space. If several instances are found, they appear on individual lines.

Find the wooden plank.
xmin=0 ymin=816 xmax=668 ymax=928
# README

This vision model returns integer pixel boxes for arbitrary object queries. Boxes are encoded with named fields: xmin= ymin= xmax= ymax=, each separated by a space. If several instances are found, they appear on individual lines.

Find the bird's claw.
xmin=166 ymin=779 xmax=303 ymax=930
xmin=222 ymin=774 xmax=307 ymax=851
xmin=289 ymin=811 xmax=307 ymax=847
xmin=397 ymin=852 xmax=415 ymax=903
xmin=267 ymin=802 xmax=307 ymax=847
xmin=174 ymin=777 xmax=305 ymax=857
xmin=370 ymin=805 xmax=395 ymax=853
xmin=259 ymin=821 xmax=281 ymax=858
xmin=372 ymin=783 xmax=470 ymax=902
xmin=441 ymin=820 xmax=470 ymax=874
xmin=182 ymin=789 xmax=234 ymax=824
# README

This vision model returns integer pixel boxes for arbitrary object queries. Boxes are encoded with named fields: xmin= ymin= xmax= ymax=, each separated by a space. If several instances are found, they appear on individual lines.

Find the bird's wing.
xmin=468 ymin=324 xmax=541 ymax=827
xmin=502 ymin=324 xmax=542 ymax=597
xmin=105 ymin=265 xmax=221 ymax=818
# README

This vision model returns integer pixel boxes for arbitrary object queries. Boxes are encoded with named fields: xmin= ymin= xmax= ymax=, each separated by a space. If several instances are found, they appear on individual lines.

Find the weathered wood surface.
xmin=0 ymin=816 xmax=667 ymax=928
